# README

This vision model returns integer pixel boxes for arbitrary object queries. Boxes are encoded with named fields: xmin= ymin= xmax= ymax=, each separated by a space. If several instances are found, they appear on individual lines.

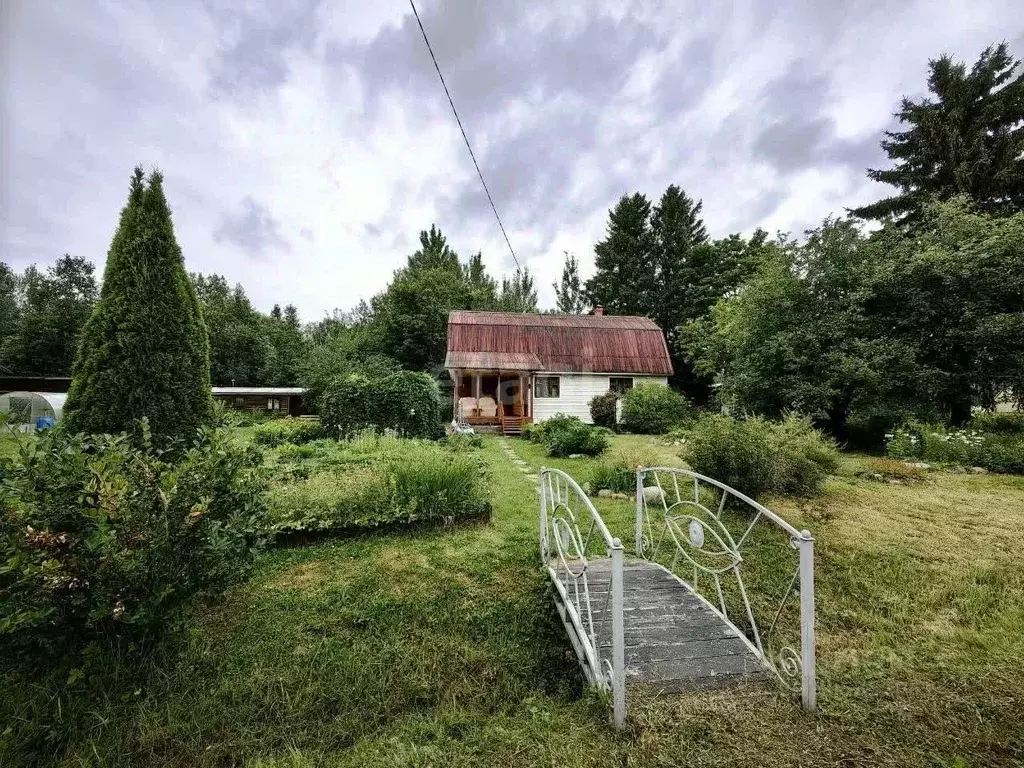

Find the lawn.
xmin=3 ymin=434 xmax=1022 ymax=766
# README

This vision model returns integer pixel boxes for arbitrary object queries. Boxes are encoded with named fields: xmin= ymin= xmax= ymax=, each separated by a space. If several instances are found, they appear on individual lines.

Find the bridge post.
xmin=539 ymin=468 xmax=548 ymax=564
xmin=798 ymin=530 xmax=816 ymax=712
xmin=610 ymin=538 xmax=626 ymax=729
xmin=634 ymin=470 xmax=644 ymax=556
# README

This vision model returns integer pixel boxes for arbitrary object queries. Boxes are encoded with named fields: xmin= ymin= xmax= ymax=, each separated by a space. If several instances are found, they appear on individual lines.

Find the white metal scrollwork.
xmin=540 ymin=467 xmax=626 ymax=729
xmin=635 ymin=467 xmax=816 ymax=711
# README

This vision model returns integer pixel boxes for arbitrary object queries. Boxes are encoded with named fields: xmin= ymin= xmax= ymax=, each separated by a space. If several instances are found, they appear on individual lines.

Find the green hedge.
xmin=319 ymin=371 xmax=443 ymax=440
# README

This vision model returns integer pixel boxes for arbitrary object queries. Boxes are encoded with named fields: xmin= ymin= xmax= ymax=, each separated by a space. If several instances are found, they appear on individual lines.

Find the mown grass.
xmin=2 ymin=435 xmax=1022 ymax=765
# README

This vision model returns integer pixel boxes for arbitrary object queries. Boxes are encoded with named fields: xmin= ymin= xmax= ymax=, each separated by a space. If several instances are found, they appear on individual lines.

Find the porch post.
xmin=452 ymin=370 xmax=460 ymax=421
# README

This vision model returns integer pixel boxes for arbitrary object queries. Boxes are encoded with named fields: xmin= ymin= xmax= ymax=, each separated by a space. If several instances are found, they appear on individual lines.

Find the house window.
xmin=535 ymin=376 xmax=560 ymax=398
xmin=267 ymin=397 xmax=282 ymax=411
xmin=609 ymin=377 xmax=634 ymax=394
xmin=234 ymin=397 xmax=246 ymax=408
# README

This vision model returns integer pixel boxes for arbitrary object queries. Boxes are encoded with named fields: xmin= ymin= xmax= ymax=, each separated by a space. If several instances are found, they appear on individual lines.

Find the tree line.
xmin=584 ymin=43 xmax=1024 ymax=441
xmin=3 ymin=42 xmax=1022 ymax=442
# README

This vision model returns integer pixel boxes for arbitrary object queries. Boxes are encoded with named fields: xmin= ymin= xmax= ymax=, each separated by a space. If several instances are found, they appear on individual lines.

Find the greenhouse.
xmin=0 ymin=391 xmax=67 ymax=431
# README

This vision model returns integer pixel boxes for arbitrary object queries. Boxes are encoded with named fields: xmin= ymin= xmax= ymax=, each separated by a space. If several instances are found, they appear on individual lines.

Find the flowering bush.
xmin=885 ymin=422 xmax=1024 ymax=474
xmin=0 ymin=422 xmax=267 ymax=648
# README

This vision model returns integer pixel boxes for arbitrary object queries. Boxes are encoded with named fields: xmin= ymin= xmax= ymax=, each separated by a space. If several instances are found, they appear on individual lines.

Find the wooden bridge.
xmin=540 ymin=467 xmax=816 ymax=728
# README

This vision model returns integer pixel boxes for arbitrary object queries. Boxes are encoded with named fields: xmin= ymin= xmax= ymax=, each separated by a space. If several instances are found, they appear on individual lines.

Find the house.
xmin=444 ymin=308 xmax=673 ymax=433
xmin=211 ymin=387 xmax=307 ymax=416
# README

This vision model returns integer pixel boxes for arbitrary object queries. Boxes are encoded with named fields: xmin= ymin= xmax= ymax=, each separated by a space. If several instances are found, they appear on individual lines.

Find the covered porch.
xmin=447 ymin=352 xmax=540 ymax=434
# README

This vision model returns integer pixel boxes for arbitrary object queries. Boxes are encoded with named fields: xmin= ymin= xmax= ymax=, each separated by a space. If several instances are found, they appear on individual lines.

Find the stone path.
xmin=499 ymin=438 xmax=540 ymax=494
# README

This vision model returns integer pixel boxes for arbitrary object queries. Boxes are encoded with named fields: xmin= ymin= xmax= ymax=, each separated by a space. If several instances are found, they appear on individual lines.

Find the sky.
xmin=2 ymin=0 xmax=1022 ymax=320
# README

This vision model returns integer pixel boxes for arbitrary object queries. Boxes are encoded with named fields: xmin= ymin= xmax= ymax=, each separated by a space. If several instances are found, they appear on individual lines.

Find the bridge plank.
xmin=551 ymin=557 xmax=770 ymax=693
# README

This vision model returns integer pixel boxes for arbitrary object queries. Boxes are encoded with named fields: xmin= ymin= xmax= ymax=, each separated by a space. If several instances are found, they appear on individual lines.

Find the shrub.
xmin=970 ymin=411 xmax=1024 ymax=434
xmin=252 ymin=418 xmax=323 ymax=447
xmin=319 ymin=373 xmax=375 ymax=437
xmin=376 ymin=371 xmax=444 ymax=440
xmin=0 ymin=422 xmax=266 ymax=648
xmin=589 ymin=391 xmax=619 ymax=428
xmin=682 ymin=414 xmax=839 ymax=497
xmin=64 ymin=168 xmax=212 ymax=443
xmin=590 ymin=444 xmax=662 ymax=493
xmin=523 ymin=414 xmax=608 ymax=457
xmin=443 ymin=432 xmax=483 ymax=451
xmin=545 ymin=421 xmax=609 ymax=458
xmin=886 ymin=422 xmax=1024 ymax=474
xmin=620 ymin=384 xmax=690 ymax=434
xmin=319 ymin=371 xmax=443 ymax=440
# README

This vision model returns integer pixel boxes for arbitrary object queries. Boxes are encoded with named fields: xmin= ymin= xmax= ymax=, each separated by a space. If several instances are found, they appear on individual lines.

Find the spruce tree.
xmin=553 ymin=252 xmax=586 ymax=314
xmin=585 ymin=193 xmax=654 ymax=316
xmin=852 ymin=43 xmax=1024 ymax=224
xmin=64 ymin=168 xmax=212 ymax=441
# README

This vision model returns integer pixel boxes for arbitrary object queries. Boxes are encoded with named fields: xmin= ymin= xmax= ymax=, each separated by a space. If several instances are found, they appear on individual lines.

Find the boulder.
xmin=903 ymin=461 xmax=931 ymax=470
xmin=642 ymin=485 xmax=666 ymax=504
xmin=969 ymin=466 xmax=989 ymax=474
xmin=568 ymin=453 xmax=585 ymax=459
xmin=611 ymin=492 xmax=630 ymax=500
xmin=597 ymin=489 xmax=613 ymax=498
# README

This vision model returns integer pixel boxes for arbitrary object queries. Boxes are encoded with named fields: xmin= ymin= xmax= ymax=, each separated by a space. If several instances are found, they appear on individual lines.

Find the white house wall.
xmin=531 ymin=373 xmax=669 ymax=423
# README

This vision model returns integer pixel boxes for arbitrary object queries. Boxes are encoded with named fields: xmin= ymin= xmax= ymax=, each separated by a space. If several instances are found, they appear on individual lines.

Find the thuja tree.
xmin=64 ymin=168 xmax=212 ymax=441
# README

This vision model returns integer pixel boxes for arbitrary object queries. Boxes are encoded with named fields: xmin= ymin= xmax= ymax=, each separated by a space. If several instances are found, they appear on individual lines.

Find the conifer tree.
xmin=852 ymin=43 xmax=1024 ymax=224
xmin=585 ymin=193 xmax=654 ymax=316
xmin=64 ymin=168 xmax=212 ymax=441
xmin=553 ymin=252 xmax=585 ymax=314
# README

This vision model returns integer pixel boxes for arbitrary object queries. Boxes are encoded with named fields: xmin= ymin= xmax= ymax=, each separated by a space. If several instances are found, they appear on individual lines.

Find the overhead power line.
xmin=407 ymin=0 xmax=521 ymax=270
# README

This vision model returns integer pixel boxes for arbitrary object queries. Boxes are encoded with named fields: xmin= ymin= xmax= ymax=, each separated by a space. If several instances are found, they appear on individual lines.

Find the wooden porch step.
xmin=502 ymin=417 xmax=524 ymax=436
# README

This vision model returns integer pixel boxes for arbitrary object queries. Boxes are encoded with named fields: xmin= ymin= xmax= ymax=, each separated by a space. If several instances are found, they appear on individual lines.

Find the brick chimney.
xmin=592 ymin=304 xmax=604 ymax=316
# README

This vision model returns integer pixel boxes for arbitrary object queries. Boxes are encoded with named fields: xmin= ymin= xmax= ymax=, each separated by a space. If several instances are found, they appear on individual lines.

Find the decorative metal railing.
xmin=540 ymin=467 xmax=626 ymax=728
xmin=635 ymin=467 xmax=816 ymax=710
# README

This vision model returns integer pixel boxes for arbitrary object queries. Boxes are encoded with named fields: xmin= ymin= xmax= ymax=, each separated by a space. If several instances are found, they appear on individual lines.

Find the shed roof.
xmin=212 ymin=387 xmax=306 ymax=396
xmin=445 ymin=311 xmax=673 ymax=375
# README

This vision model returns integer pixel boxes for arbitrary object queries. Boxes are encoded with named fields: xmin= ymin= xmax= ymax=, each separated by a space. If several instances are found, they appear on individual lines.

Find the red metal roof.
xmin=446 ymin=311 xmax=673 ymax=375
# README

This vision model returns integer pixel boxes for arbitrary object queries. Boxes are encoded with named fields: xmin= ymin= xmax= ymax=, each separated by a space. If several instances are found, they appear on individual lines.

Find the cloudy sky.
xmin=2 ymin=1 xmax=1021 ymax=319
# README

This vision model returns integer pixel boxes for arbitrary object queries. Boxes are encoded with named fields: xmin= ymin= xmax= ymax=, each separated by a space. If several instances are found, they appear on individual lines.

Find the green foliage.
xmin=852 ymin=43 xmax=1024 ymax=225
xmin=886 ymin=423 xmax=1024 ymax=474
xmin=545 ymin=421 xmax=609 ymax=458
xmin=319 ymin=374 xmax=375 ymax=436
xmin=442 ymin=431 xmax=484 ymax=451
xmin=267 ymin=432 xmax=489 ymax=533
xmin=193 ymin=275 xmax=306 ymax=387
xmin=523 ymin=414 xmax=608 ymax=457
xmin=0 ymin=422 xmax=267 ymax=646
xmin=589 ymin=443 xmax=662 ymax=493
xmin=588 ymin=391 xmax=619 ymax=428
xmin=63 ymin=169 xmax=212 ymax=443
xmin=552 ymin=252 xmax=586 ymax=314
xmin=620 ymin=383 xmax=690 ymax=434
xmin=681 ymin=414 xmax=839 ymax=497
xmin=498 ymin=266 xmax=539 ymax=313
xmin=252 ymin=418 xmax=324 ymax=447
xmin=0 ymin=256 xmax=98 ymax=377
xmin=319 ymin=371 xmax=442 ymax=439
xmin=970 ymin=411 xmax=1024 ymax=434
xmin=585 ymin=186 xmax=764 ymax=401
